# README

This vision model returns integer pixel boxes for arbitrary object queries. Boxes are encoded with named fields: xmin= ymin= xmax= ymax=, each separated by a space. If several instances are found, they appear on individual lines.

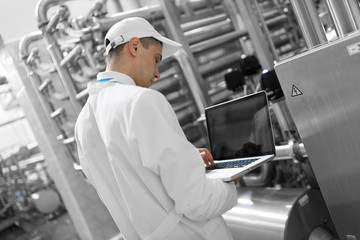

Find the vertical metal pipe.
xmin=158 ymin=0 xmax=212 ymax=109
xmin=234 ymin=0 xmax=275 ymax=70
xmin=325 ymin=0 xmax=357 ymax=37
xmin=347 ymin=0 xmax=360 ymax=29
xmin=290 ymin=0 xmax=327 ymax=48
xmin=253 ymin=0 xmax=280 ymax=60
xmin=303 ymin=0 xmax=328 ymax=42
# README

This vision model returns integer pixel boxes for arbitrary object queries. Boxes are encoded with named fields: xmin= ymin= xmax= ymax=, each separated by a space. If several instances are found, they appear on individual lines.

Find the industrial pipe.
xmin=290 ymin=0 xmax=327 ymax=48
xmin=185 ymin=19 xmax=234 ymax=45
xmin=199 ymin=52 xmax=242 ymax=76
xmin=36 ymin=0 xmax=70 ymax=27
xmin=173 ymin=49 xmax=211 ymax=114
xmin=347 ymin=0 xmax=360 ymax=29
xmin=190 ymin=30 xmax=247 ymax=53
xmin=325 ymin=0 xmax=360 ymax=37
xmin=181 ymin=13 xmax=228 ymax=32
xmin=19 ymin=31 xmax=66 ymax=137
xmin=60 ymin=46 xmax=82 ymax=67
xmin=45 ymin=5 xmax=68 ymax=33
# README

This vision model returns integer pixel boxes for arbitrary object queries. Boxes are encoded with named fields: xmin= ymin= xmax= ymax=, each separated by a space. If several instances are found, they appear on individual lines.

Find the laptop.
xmin=205 ymin=91 xmax=276 ymax=182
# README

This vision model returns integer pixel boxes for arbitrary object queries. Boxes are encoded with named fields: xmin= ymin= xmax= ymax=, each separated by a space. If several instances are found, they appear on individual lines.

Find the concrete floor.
xmin=0 ymin=212 xmax=79 ymax=240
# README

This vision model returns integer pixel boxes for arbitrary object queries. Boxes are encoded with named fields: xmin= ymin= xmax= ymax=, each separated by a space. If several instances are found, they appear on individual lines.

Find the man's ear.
xmin=128 ymin=37 xmax=140 ymax=56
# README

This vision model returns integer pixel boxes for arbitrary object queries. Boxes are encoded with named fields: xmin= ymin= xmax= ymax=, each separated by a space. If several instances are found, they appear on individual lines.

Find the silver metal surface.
xmin=190 ymin=30 xmax=246 ymax=53
xmin=325 ymin=0 xmax=358 ymax=37
xmin=224 ymin=188 xmax=337 ymax=240
xmin=347 ymin=0 xmax=360 ymax=30
xmin=184 ymin=19 xmax=234 ymax=45
xmin=274 ymin=142 xmax=307 ymax=161
xmin=181 ymin=13 xmax=228 ymax=32
xmin=224 ymin=188 xmax=303 ymax=240
xmin=275 ymin=32 xmax=360 ymax=240
xmin=290 ymin=0 xmax=327 ymax=48
xmin=271 ymin=98 xmax=298 ymax=141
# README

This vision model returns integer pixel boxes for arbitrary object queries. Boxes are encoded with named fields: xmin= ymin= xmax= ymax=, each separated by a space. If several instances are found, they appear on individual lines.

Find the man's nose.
xmin=154 ymin=68 xmax=160 ymax=79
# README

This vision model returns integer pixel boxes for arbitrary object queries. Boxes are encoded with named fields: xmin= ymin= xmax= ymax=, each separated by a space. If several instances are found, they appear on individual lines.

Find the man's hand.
xmin=233 ymin=177 xmax=241 ymax=185
xmin=198 ymin=148 xmax=215 ymax=167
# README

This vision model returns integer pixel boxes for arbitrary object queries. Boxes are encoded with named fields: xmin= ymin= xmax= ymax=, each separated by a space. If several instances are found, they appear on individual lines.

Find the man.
xmin=75 ymin=17 xmax=238 ymax=240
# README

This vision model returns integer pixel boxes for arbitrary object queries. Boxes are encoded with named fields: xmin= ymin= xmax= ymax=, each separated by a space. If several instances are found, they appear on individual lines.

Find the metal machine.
xmin=275 ymin=0 xmax=360 ymax=239
xmin=1 ymin=0 xmax=353 ymax=239
xmin=224 ymin=188 xmax=337 ymax=240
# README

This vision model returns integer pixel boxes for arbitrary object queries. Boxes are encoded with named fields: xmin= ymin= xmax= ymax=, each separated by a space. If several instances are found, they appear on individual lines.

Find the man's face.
xmin=135 ymin=42 xmax=163 ymax=88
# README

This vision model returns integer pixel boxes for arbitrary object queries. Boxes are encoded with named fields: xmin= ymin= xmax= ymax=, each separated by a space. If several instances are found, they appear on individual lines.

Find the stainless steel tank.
xmin=223 ymin=188 xmax=338 ymax=240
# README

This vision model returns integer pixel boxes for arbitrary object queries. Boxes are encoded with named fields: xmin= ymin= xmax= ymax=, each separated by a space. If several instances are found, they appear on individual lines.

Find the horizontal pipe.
xmin=262 ymin=8 xmax=281 ymax=20
xmin=199 ymin=51 xmax=242 ymax=76
xmin=98 ymin=5 xmax=163 ymax=30
xmin=185 ymin=19 xmax=234 ymax=45
xmin=38 ymin=78 xmax=50 ymax=92
xmin=274 ymin=142 xmax=307 ymax=161
xmin=265 ymin=14 xmax=288 ymax=30
xmin=190 ymin=30 xmax=247 ymax=53
xmin=75 ymin=89 xmax=88 ymax=100
xmin=178 ymin=0 xmax=222 ymax=13
xmin=173 ymin=100 xmax=193 ymax=112
xmin=157 ymin=65 xmax=177 ymax=81
xmin=181 ymin=13 xmax=228 ymax=32
xmin=209 ymin=87 xmax=231 ymax=104
xmin=50 ymin=107 xmax=64 ymax=119
xmin=36 ymin=0 xmax=223 ymax=32
xmin=60 ymin=46 xmax=82 ymax=67
xmin=166 ymin=90 xmax=186 ymax=104
xmin=272 ymin=34 xmax=291 ymax=48
xmin=152 ymin=77 xmax=179 ymax=95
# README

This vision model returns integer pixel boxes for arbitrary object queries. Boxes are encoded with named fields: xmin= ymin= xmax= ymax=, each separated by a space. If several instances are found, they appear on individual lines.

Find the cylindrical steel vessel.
xmin=223 ymin=188 xmax=338 ymax=240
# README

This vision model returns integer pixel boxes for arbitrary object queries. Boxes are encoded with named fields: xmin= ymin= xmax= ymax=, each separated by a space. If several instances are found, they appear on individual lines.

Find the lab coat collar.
xmin=88 ymin=71 xmax=136 ymax=95
xmin=97 ymin=71 xmax=136 ymax=85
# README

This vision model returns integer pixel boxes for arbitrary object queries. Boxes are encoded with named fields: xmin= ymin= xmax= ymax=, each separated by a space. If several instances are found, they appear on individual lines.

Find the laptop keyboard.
xmin=207 ymin=158 xmax=259 ymax=170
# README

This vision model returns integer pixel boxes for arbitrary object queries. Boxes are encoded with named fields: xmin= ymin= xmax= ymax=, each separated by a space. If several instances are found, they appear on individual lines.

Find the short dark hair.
xmin=107 ymin=37 xmax=162 ymax=60
xmin=140 ymin=37 xmax=162 ymax=48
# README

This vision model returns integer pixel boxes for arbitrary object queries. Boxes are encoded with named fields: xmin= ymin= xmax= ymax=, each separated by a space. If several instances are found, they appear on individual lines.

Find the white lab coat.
xmin=75 ymin=71 xmax=237 ymax=240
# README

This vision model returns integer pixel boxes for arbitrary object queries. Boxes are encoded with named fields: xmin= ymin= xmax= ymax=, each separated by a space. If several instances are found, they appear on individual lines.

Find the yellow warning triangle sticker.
xmin=291 ymin=84 xmax=303 ymax=97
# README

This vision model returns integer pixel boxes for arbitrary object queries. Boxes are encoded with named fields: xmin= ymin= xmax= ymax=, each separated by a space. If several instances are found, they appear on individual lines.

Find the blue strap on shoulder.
xmin=91 ymin=78 xmax=123 ymax=84
xmin=97 ymin=78 xmax=114 ymax=82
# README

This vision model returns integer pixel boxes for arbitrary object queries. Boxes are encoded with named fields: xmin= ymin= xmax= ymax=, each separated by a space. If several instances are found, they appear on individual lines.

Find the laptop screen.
xmin=205 ymin=91 xmax=275 ymax=160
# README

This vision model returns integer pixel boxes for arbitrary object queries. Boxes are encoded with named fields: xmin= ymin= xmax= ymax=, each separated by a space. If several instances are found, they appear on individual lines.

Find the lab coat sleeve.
xmin=127 ymin=90 xmax=237 ymax=221
xmin=74 ymin=106 xmax=96 ymax=187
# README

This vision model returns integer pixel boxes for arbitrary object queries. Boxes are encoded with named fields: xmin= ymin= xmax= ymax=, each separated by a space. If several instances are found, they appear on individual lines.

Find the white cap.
xmin=104 ymin=17 xmax=182 ymax=59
